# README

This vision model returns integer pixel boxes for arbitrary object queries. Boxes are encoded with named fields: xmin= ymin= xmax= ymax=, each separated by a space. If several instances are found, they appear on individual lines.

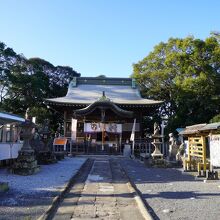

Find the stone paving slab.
xmin=54 ymin=158 xmax=144 ymax=220
xmin=120 ymin=158 xmax=220 ymax=220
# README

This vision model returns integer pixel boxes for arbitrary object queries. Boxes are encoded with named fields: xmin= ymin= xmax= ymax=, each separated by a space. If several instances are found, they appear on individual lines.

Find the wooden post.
xmin=101 ymin=109 xmax=105 ymax=151
xmin=64 ymin=111 xmax=67 ymax=137
xmin=119 ymin=132 xmax=122 ymax=154
xmin=102 ymin=123 xmax=105 ymax=151
xmin=202 ymin=136 xmax=207 ymax=175
xmin=188 ymin=137 xmax=191 ymax=170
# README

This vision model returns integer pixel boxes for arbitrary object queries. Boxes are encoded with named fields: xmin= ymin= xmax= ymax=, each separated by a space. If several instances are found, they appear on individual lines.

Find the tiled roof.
xmin=46 ymin=77 xmax=163 ymax=106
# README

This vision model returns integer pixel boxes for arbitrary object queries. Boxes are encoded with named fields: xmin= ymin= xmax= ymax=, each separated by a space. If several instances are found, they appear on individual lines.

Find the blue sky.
xmin=0 ymin=0 xmax=219 ymax=77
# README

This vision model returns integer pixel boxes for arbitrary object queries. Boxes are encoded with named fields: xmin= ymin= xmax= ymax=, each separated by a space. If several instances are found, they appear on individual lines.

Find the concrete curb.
xmin=37 ymin=158 xmax=89 ymax=220
xmin=121 ymin=162 xmax=154 ymax=220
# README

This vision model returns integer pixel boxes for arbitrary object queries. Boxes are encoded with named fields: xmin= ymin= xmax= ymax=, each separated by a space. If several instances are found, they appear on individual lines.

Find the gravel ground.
xmin=0 ymin=157 xmax=87 ymax=220
xmin=120 ymin=158 xmax=220 ymax=220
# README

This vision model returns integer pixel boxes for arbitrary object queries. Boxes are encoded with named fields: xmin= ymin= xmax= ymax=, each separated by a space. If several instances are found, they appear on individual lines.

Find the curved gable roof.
xmin=46 ymin=77 xmax=163 ymax=106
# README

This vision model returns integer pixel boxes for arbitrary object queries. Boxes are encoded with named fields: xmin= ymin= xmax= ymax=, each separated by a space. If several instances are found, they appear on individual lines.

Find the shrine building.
xmin=46 ymin=77 xmax=162 ymax=154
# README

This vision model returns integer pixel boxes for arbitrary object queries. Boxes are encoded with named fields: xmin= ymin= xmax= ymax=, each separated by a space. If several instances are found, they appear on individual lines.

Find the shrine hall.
xmin=46 ymin=77 xmax=162 ymax=154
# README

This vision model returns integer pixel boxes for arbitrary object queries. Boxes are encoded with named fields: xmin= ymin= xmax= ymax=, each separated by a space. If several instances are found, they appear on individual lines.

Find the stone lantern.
xmin=149 ymin=122 xmax=167 ymax=167
xmin=37 ymin=119 xmax=57 ymax=164
xmin=12 ymin=120 xmax=40 ymax=175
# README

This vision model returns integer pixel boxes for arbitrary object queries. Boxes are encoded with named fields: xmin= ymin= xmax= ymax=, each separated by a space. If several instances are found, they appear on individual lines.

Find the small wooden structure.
xmin=180 ymin=122 xmax=220 ymax=176
xmin=180 ymin=124 xmax=210 ymax=176
xmin=187 ymin=136 xmax=209 ymax=176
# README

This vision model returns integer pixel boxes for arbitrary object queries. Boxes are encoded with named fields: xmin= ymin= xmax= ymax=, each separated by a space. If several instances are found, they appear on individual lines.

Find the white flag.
xmin=71 ymin=118 xmax=77 ymax=141
xmin=130 ymin=118 xmax=136 ymax=142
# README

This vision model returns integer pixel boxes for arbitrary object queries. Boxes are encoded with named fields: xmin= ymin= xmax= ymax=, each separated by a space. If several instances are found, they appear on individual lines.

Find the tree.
xmin=133 ymin=36 xmax=220 ymax=132
xmin=0 ymin=41 xmax=80 ymax=132
xmin=0 ymin=42 xmax=24 ymax=104
xmin=210 ymin=113 xmax=220 ymax=123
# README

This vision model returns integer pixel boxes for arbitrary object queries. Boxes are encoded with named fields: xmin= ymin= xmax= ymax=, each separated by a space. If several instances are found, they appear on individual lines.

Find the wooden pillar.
xmin=139 ymin=111 xmax=143 ymax=139
xmin=202 ymin=136 xmax=207 ymax=174
xmin=101 ymin=109 xmax=105 ymax=151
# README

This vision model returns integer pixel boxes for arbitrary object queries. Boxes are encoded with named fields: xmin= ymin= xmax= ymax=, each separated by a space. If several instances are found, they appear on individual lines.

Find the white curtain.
xmin=84 ymin=123 xmax=122 ymax=133
xmin=71 ymin=119 xmax=77 ymax=141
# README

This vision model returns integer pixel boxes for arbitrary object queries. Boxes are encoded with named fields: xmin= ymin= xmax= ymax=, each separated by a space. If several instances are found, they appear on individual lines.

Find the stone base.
xmin=144 ymin=157 xmax=167 ymax=168
xmin=0 ymin=182 xmax=9 ymax=192
xmin=55 ymin=152 xmax=65 ymax=160
xmin=11 ymin=151 xmax=40 ymax=175
xmin=165 ymin=159 xmax=182 ymax=168
xmin=37 ymin=151 xmax=57 ymax=165
xmin=151 ymin=144 xmax=163 ymax=160
xmin=151 ymin=154 xmax=163 ymax=160
xmin=151 ymin=158 xmax=167 ymax=167
xmin=205 ymin=171 xmax=219 ymax=180
xmin=144 ymin=157 xmax=179 ymax=168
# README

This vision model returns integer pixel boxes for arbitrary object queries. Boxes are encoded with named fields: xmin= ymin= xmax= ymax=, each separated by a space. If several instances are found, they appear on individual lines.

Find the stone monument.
xmin=165 ymin=132 xmax=183 ymax=167
xmin=11 ymin=120 xmax=40 ymax=175
xmin=151 ymin=122 xmax=163 ymax=159
xmin=168 ymin=133 xmax=179 ymax=160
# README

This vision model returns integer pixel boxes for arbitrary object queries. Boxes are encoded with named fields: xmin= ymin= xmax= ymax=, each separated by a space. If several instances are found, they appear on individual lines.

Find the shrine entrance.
xmin=73 ymin=92 xmax=133 ymax=155
xmin=83 ymin=122 xmax=122 ymax=154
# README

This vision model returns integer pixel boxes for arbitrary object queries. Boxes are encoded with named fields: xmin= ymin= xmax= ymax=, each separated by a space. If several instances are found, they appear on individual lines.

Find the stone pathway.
xmin=54 ymin=157 xmax=144 ymax=220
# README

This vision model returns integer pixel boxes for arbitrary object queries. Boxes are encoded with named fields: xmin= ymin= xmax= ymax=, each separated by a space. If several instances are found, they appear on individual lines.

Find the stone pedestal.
xmin=151 ymin=134 xmax=164 ymax=158
xmin=12 ymin=150 xmax=40 ymax=175
xmin=36 ymin=151 xmax=57 ymax=165
xmin=151 ymin=142 xmax=163 ymax=159
xmin=11 ymin=120 xmax=40 ymax=175
xmin=54 ymin=152 xmax=65 ymax=160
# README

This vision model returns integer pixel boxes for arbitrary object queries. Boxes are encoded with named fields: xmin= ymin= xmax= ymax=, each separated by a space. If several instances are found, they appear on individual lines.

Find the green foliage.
xmin=133 ymin=35 xmax=220 ymax=132
xmin=210 ymin=114 xmax=220 ymax=123
xmin=0 ymin=41 xmax=80 ymax=131
xmin=97 ymin=75 xmax=106 ymax=78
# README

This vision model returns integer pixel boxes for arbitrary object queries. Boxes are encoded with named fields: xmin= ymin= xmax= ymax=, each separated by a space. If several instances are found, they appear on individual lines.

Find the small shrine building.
xmin=46 ymin=77 xmax=162 ymax=154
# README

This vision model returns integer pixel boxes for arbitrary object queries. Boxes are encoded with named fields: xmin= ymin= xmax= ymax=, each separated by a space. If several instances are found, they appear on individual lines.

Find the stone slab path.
xmin=54 ymin=157 xmax=144 ymax=220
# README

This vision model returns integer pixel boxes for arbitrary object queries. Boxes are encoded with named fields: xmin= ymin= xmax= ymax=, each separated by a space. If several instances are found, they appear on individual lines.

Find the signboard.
xmin=84 ymin=123 xmax=122 ymax=133
xmin=210 ymin=134 xmax=220 ymax=167
xmin=53 ymin=138 xmax=67 ymax=145
xmin=53 ymin=138 xmax=67 ymax=151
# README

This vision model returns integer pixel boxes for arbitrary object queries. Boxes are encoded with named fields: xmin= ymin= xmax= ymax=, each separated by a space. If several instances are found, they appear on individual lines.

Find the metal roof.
xmin=198 ymin=122 xmax=220 ymax=131
xmin=179 ymin=124 xmax=207 ymax=135
xmin=0 ymin=112 xmax=25 ymax=125
xmin=46 ymin=77 xmax=163 ymax=106
xmin=179 ymin=122 xmax=220 ymax=135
